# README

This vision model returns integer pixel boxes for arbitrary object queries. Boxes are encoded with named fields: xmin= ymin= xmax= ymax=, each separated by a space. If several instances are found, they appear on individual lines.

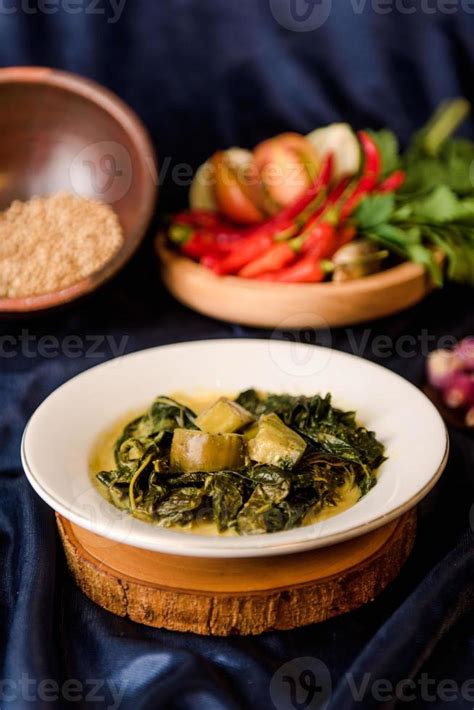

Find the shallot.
xmin=443 ymin=372 xmax=474 ymax=409
xmin=426 ymin=349 xmax=463 ymax=389
xmin=426 ymin=338 xmax=474 ymax=427
xmin=456 ymin=337 xmax=474 ymax=370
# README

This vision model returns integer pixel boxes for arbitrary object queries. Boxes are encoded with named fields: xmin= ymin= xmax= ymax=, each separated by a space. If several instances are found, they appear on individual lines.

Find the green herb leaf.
xmin=156 ymin=487 xmax=206 ymax=527
xmin=97 ymin=391 xmax=386 ymax=535
xmin=353 ymin=194 xmax=396 ymax=230
xmin=408 ymin=98 xmax=470 ymax=158
xmin=237 ymin=479 xmax=291 ymax=535
xmin=211 ymin=472 xmax=244 ymax=531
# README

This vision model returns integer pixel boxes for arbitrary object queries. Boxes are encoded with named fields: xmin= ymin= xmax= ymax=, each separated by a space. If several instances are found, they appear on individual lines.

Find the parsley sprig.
xmin=354 ymin=99 xmax=474 ymax=286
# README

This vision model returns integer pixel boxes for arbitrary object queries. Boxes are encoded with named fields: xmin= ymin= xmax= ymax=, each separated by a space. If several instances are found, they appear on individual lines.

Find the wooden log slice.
xmin=57 ymin=510 xmax=416 ymax=636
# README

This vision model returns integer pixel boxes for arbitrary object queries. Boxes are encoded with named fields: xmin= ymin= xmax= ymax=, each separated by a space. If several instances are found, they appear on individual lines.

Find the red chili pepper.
xmin=295 ymin=176 xmax=352 ymax=234
xmin=172 ymin=155 xmax=335 ymax=274
xmin=238 ymin=242 xmax=297 ymax=278
xmin=211 ymin=228 xmax=250 ymax=246
xmin=377 ymin=170 xmax=406 ymax=193
xmin=357 ymin=131 xmax=381 ymax=188
xmin=340 ymin=132 xmax=382 ymax=220
xmin=170 ymin=219 xmax=248 ymax=264
xmin=300 ymin=222 xmax=338 ymax=258
xmin=231 ymin=153 xmax=334 ymax=242
xmin=211 ymin=232 xmax=274 ymax=275
xmin=181 ymin=233 xmax=231 ymax=260
xmin=336 ymin=224 xmax=357 ymax=247
xmin=169 ymin=222 xmax=235 ymax=261
xmin=172 ymin=212 xmax=256 ymax=254
xmin=240 ymin=220 xmax=339 ymax=279
xmin=179 ymin=154 xmax=334 ymax=254
xmin=174 ymin=216 xmax=250 ymax=244
xmin=173 ymin=210 xmax=226 ymax=229
xmin=230 ymin=153 xmax=330 ymax=237
xmin=210 ymin=157 xmax=334 ymax=275
xmin=326 ymin=176 xmax=353 ymax=204
xmin=259 ymin=255 xmax=325 ymax=283
xmin=208 ymin=213 xmax=294 ymax=255
xmin=199 ymin=215 xmax=299 ymax=274
xmin=275 ymin=153 xmax=334 ymax=223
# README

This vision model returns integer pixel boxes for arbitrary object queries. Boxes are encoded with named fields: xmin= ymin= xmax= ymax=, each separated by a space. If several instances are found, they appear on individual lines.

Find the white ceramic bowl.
xmin=22 ymin=339 xmax=448 ymax=558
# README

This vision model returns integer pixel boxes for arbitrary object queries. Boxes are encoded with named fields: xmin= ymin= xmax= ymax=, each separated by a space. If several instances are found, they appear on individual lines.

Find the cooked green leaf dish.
xmin=95 ymin=391 xmax=386 ymax=535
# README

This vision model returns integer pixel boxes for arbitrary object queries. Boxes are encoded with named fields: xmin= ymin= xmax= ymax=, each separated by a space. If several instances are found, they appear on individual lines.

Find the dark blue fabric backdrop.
xmin=0 ymin=2 xmax=473 ymax=709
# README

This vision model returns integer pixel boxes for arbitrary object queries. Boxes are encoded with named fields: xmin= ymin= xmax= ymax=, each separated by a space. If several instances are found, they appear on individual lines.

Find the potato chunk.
xmin=196 ymin=397 xmax=254 ymax=434
xmin=170 ymin=429 xmax=245 ymax=473
xmin=248 ymin=413 xmax=306 ymax=469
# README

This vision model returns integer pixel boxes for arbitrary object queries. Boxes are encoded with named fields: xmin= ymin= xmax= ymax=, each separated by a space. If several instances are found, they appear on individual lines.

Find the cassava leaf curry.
xmin=92 ymin=391 xmax=386 ymax=535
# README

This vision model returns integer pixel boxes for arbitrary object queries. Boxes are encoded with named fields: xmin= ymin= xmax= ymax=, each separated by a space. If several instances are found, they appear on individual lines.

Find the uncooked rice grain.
xmin=0 ymin=191 xmax=124 ymax=298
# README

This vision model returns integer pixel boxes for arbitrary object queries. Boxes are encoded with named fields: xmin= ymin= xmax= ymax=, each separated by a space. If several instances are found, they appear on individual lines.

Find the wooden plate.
xmin=157 ymin=238 xmax=436 ymax=329
xmin=57 ymin=509 xmax=416 ymax=635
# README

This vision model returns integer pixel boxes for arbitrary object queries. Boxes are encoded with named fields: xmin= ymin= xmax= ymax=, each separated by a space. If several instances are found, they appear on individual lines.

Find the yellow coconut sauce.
xmin=90 ymin=392 xmax=363 ymax=535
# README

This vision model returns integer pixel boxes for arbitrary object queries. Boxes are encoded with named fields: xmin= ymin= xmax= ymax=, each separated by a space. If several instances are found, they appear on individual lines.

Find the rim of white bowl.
xmin=21 ymin=339 xmax=450 ymax=557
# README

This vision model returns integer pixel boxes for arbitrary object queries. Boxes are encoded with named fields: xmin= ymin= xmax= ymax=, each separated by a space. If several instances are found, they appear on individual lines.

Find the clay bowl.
xmin=0 ymin=66 xmax=157 ymax=314
xmin=157 ymin=237 xmax=438 ymax=329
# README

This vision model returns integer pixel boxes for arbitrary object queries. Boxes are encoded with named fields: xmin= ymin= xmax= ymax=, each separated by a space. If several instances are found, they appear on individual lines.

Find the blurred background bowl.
xmin=0 ymin=66 xmax=157 ymax=314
